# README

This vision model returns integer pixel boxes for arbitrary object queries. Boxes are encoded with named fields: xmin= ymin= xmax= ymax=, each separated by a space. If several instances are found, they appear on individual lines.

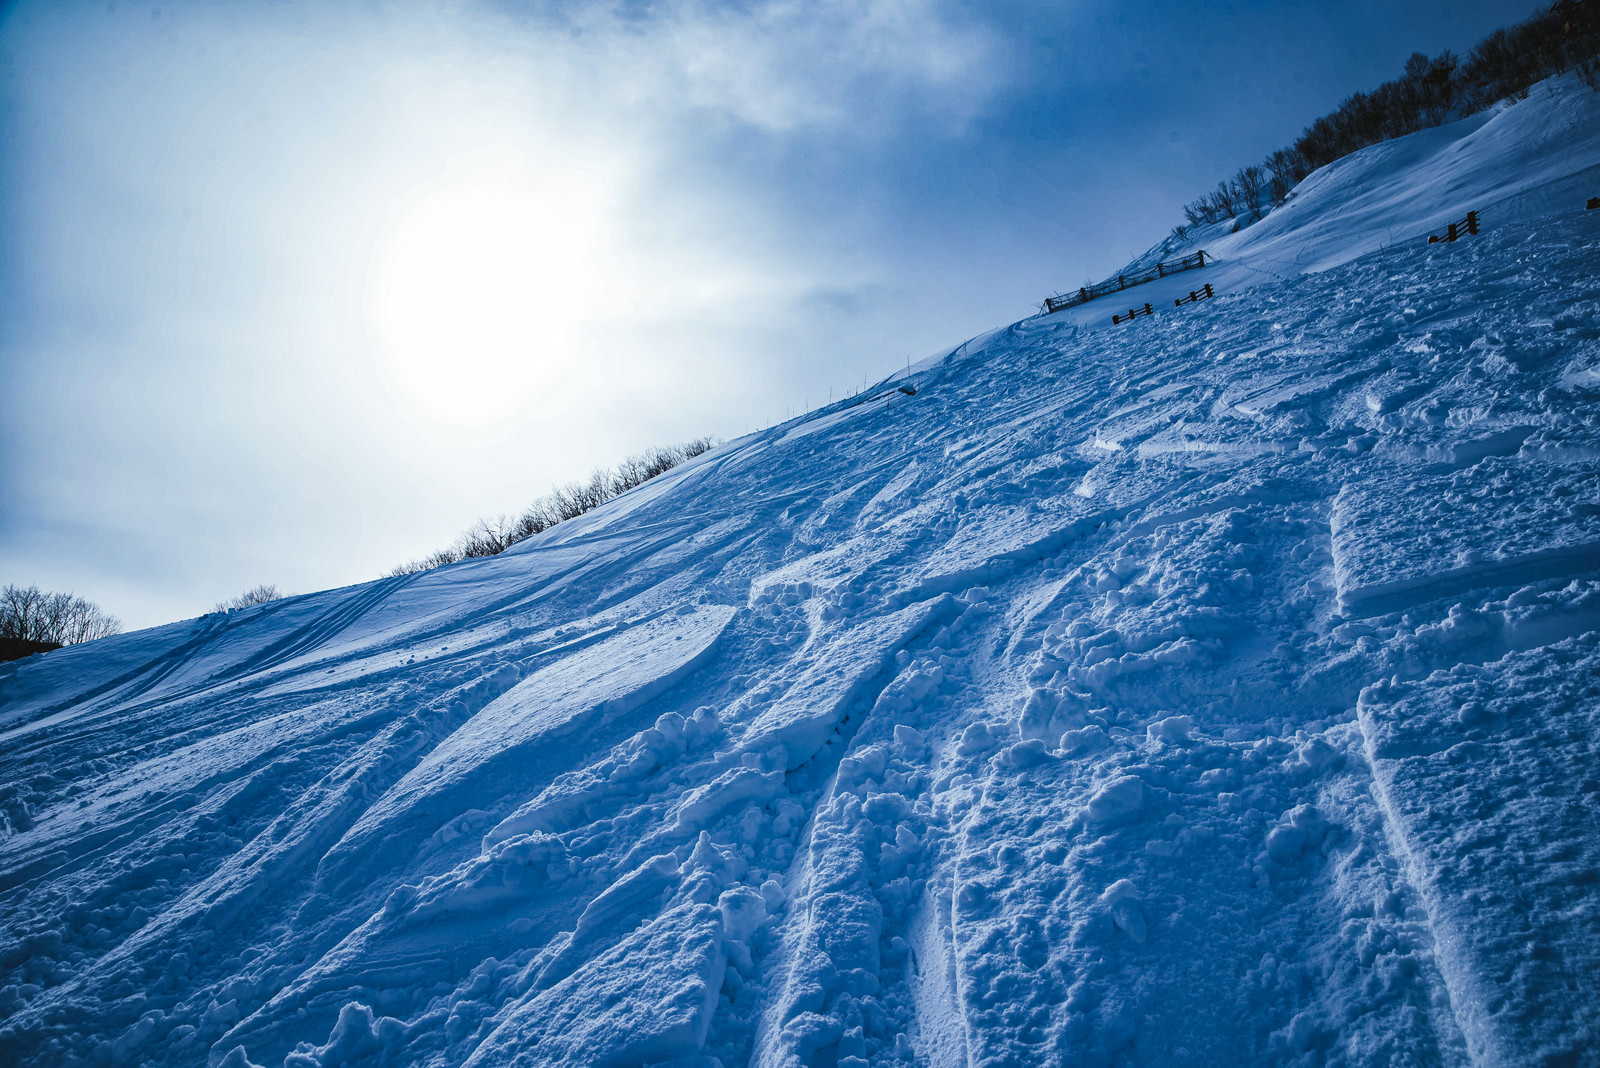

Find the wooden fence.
xmin=1174 ymin=283 xmax=1215 ymax=307
xmin=1045 ymin=250 xmax=1209 ymax=314
xmin=1426 ymin=210 xmax=1480 ymax=244
xmin=1112 ymin=302 xmax=1155 ymax=325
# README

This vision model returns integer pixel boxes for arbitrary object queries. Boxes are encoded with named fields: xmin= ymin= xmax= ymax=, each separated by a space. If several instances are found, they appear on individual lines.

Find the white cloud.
xmin=535 ymin=0 xmax=1007 ymax=132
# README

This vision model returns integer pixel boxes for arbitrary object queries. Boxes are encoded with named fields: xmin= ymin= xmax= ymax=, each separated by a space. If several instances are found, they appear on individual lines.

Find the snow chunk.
xmin=1003 ymin=738 xmax=1055 ymax=768
xmin=216 ymin=1048 xmax=265 ymax=1068
xmin=1086 ymin=775 xmax=1145 ymax=826
xmin=1099 ymin=878 xmax=1149 ymax=944
xmin=957 ymin=722 xmax=996 ymax=756
xmin=1146 ymin=714 xmax=1194 ymax=746
xmin=892 ymin=723 xmax=925 ymax=758
xmin=1059 ymin=724 xmax=1109 ymax=755
xmin=284 ymin=1002 xmax=405 ymax=1067
xmin=718 ymin=885 xmax=768 ymax=944
xmin=1264 ymin=805 xmax=1331 ymax=863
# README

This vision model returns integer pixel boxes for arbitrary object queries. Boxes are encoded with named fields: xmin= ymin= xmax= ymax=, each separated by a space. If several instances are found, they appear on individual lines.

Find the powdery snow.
xmin=4 ymin=76 xmax=1600 ymax=1068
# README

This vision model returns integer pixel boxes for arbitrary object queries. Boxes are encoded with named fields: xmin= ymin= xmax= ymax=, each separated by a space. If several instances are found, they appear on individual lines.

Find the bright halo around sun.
xmin=367 ymin=172 xmax=609 ymax=424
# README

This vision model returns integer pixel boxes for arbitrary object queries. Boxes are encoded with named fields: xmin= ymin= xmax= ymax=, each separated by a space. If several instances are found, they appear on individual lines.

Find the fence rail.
xmin=1427 ymin=209 xmax=1480 ymax=244
xmin=1044 ymin=250 xmax=1209 ymax=314
xmin=1112 ymin=302 xmax=1155 ymax=325
xmin=1174 ymin=283 xmax=1215 ymax=307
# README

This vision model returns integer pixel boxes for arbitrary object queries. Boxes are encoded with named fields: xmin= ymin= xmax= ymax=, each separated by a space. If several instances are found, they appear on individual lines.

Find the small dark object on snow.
xmin=1 ymin=638 xmax=61 ymax=663
xmin=898 ymin=385 xmax=917 ymax=396
xmin=1588 ymin=197 xmax=1600 ymax=210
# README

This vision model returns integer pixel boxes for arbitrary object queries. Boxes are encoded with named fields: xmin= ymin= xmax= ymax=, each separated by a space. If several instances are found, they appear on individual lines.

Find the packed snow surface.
xmin=4 ymin=76 xmax=1600 ymax=1068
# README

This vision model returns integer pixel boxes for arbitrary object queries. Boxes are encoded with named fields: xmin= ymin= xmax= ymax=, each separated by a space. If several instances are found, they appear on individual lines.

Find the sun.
xmin=366 ymin=173 xmax=608 ymax=423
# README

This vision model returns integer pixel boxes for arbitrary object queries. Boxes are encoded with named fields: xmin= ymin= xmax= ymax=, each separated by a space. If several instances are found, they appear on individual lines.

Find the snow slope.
xmin=4 ymin=83 xmax=1600 ymax=1068
xmin=1051 ymin=71 xmax=1600 ymax=330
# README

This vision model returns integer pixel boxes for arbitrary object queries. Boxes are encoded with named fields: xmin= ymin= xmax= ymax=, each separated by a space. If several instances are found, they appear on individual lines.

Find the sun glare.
xmin=367 ymin=175 xmax=608 ymax=423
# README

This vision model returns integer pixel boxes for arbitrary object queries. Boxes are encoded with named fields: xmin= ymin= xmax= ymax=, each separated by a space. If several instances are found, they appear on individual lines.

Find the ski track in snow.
xmin=4 ymin=74 xmax=1600 ymax=1068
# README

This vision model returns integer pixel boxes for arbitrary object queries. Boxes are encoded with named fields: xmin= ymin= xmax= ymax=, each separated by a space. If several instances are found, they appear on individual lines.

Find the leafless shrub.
xmin=385 ymin=436 xmax=721 ymax=577
xmin=213 ymin=583 xmax=287 ymax=612
xmin=388 ymin=548 xmax=463 ymax=577
xmin=681 ymin=436 xmax=717 ymax=458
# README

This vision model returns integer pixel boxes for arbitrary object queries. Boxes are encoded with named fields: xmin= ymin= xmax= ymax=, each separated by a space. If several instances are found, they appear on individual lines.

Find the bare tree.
xmin=610 ymin=454 xmax=654 ymax=496
xmin=1207 ymin=182 xmax=1237 ymax=220
xmin=1418 ymin=50 xmax=1460 ymax=123
xmin=1235 ymin=165 xmax=1267 ymax=220
xmin=578 ymin=468 xmax=612 ymax=511
xmin=1 ymin=584 xmax=122 ymax=645
xmin=1264 ymin=148 xmax=1307 ymax=205
xmin=458 ymin=516 xmax=521 ymax=558
xmin=549 ymin=481 xmax=590 ymax=522
xmin=515 ymin=499 xmax=562 ymax=540
xmin=213 ymin=584 xmax=287 ymax=612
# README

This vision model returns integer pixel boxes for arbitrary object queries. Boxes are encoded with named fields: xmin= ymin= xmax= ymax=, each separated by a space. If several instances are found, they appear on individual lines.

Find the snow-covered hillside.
xmin=1075 ymin=70 xmax=1600 ymax=327
xmin=4 ymin=80 xmax=1600 ymax=1068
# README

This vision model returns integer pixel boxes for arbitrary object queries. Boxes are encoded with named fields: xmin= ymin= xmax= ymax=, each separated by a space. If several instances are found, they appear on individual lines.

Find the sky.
xmin=0 ymin=0 xmax=1542 ymax=632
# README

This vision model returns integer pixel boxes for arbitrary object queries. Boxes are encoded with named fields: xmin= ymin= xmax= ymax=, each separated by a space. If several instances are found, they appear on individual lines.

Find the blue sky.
xmin=0 ymin=0 xmax=1539 ymax=630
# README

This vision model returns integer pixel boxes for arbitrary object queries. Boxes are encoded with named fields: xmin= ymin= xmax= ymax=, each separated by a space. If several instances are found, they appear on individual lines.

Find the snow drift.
xmin=3 ymin=74 xmax=1600 ymax=1068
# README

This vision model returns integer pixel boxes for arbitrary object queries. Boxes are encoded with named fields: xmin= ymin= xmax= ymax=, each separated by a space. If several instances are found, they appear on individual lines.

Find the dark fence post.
xmin=1466 ymin=210 xmax=1479 ymax=235
xmin=1447 ymin=221 xmax=1458 ymax=242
